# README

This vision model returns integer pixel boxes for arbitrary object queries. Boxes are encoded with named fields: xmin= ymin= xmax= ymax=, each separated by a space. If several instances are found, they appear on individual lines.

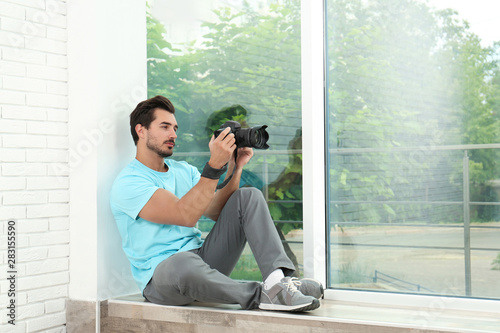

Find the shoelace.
xmin=282 ymin=278 xmax=299 ymax=292
xmin=289 ymin=277 xmax=302 ymax=288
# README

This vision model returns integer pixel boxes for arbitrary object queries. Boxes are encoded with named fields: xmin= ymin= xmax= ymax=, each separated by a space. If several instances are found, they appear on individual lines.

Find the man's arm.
xmin=138 ymin=127 xmax=236 ymax=227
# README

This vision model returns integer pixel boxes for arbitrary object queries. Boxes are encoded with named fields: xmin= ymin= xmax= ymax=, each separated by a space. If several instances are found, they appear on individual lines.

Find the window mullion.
xmin=301 ymin=0 xmax=327 ymax=285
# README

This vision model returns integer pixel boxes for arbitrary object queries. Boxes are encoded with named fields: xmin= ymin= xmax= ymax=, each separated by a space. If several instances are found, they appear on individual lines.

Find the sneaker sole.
xmin=259 ymin=298 xmax=320 ymax=312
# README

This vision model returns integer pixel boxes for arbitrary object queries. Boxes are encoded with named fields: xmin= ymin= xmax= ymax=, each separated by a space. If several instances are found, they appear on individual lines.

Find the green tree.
xmin=148 ymin=2 xmax=301 ymax=154
xmin=147 ymin=0 xmax=305 ymax=275
xmin=326 ymin=0 xmax=500 ymax=224
xmin=146 ymin=0 xmax=500 ymax=283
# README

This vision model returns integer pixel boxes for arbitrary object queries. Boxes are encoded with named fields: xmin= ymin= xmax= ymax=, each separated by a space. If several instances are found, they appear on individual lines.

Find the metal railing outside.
xmin=177 ymin=144 xmax=500 ymax=297
xmin=330 ymin=143 xmax=500 ymax=296
xmin=373 ymin=270 xmax=434 ymax=293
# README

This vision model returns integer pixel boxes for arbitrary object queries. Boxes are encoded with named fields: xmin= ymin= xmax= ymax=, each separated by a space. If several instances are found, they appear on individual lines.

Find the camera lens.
xmin=248 ymin=126 xmax=269 ymax=149
xmin=215 ymin=121 xmax=269 ymax=149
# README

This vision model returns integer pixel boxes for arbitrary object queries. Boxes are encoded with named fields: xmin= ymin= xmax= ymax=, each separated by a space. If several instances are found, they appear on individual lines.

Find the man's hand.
xmin=208 ymin=127 xmax=236 ymax=169
xmin=231 ymin=147 xmax=254 ymax=169
xmin=204 ymin=147 xmax=253 ymax=221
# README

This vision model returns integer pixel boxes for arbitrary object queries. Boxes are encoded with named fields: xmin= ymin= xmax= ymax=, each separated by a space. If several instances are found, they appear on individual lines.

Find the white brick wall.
xmin=1 ymin=1 xmax=68 ymax=332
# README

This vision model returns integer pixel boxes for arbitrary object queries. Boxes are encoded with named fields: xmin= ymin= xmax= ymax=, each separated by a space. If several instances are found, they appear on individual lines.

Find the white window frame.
xmin=301 ymin=0 xmax=327 ymax=286
xmin=300 ymin=0 xmax=500 ymax=314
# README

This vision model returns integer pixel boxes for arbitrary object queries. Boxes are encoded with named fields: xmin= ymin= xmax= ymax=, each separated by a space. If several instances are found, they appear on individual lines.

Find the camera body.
xmin=214 ymin=120 xmax=269 ymax=149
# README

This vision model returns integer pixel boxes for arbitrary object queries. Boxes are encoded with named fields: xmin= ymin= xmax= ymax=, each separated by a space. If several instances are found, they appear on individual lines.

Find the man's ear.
xmin=135 ymin=124 xmax=146 ymax=141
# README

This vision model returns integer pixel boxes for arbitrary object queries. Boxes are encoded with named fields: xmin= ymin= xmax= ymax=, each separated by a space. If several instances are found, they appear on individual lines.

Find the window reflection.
xmin=147 ymin=0 xmax=304 ymax=279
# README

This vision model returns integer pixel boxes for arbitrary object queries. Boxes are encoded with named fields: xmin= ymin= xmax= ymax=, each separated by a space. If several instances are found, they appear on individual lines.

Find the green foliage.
xmin=147 ymin=0 xmax=500 ymax=232
xmin=326 ymin=0 xmax=500 ymax=225
xmin=333 ymin=263 xmax=372 ymax=285
xmin=492 ymin=253 xmax=500 ymax=271
xmin=147 ymin=1 xmax=304 ymax=229
xmin=229 ymin=254 xmax=262 ymax=281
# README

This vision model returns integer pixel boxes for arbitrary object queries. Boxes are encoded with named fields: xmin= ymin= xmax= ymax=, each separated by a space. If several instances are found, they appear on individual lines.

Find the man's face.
xmin=144 ymin=109 xmax=178 ymax=158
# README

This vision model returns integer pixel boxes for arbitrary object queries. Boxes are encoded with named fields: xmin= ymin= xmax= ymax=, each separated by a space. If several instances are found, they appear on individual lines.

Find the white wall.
xmin=0 ymin=1 xmax=69 ymax=331
xmin=67 ymin=0 xmax=146 ymax=304
xmin=0 ymin=1 xmax=146 ymax=332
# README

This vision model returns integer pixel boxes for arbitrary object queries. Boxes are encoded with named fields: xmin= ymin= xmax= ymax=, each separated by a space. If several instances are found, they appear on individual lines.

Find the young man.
xmin=110 ymin=95 xmax=323 ymax=311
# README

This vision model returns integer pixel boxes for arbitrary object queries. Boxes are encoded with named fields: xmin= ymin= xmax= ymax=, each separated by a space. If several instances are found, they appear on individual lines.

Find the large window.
xmin=326 ymin=0 xmax=500 ymax=299
xmin=146 ymin=0 xmax=500 ymax=301
xmin=147 ymin=0 xmax=304 ymax=280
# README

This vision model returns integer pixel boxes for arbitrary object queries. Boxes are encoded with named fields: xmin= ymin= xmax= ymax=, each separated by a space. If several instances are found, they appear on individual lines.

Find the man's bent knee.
xmin=235 ymin=187 xmax=264 ymax=203
xmin=154 ymin=251 xmax=203 ymax=283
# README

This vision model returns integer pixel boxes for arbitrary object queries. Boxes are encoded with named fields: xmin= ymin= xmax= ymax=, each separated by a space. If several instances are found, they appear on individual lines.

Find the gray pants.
xmin=143 ymin=187 xmax=295 ymax=310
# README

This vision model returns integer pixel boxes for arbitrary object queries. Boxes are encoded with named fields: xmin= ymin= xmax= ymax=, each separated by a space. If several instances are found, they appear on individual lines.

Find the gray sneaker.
xmin=291 ymin=277 xmax=324 ymax=299
xmin=259 ymin=277 xmax=320 ymax=312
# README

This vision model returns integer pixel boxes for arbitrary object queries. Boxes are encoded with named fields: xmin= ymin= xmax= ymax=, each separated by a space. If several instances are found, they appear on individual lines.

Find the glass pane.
xmin=147 ymin=0 xmax=303 ymax=280
xmin=326 ymin=0 xmax=500 ymax=299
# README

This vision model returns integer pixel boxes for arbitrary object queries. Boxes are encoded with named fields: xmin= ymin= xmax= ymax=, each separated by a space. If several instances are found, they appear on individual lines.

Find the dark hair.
xmin=129 ymin=95 xmax=175 ymax=145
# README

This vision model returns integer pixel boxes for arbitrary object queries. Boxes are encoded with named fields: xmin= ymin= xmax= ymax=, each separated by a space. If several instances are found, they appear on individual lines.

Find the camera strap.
xmin=216 ymin=151 xmax=237 ymax=190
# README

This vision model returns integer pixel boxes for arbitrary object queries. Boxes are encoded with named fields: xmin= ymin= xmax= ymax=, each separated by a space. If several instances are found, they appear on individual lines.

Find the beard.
xmin=146 ymin=137 xmax=175 ymax=158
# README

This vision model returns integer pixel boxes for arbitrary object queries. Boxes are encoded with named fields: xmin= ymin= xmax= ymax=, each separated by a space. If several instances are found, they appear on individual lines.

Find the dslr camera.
xmin=214 ymin=120 xmax=269 ymax=149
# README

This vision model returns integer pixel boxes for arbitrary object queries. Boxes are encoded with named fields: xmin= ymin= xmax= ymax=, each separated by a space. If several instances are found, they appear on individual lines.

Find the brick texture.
xmin=1 ymin=1 xmax=68 ymax=331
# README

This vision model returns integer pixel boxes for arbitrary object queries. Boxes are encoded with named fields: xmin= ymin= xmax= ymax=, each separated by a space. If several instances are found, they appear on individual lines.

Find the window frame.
xmin=300 ymin=0 xmax=500 ymax=314
xmin=301 ymin=0 xmax=327 ymax=287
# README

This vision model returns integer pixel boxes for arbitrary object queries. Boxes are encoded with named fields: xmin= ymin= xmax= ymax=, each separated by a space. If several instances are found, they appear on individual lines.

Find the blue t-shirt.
xmin=110 ymin=158 xmax=204 ymax=291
